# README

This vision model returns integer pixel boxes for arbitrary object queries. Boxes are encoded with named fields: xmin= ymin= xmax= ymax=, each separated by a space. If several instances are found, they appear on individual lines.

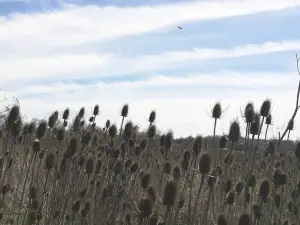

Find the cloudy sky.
xmin=0 ymin=0 xmax=300 ymax=139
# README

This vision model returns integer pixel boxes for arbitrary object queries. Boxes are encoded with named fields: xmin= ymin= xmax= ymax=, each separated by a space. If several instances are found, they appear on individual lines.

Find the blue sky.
xmin=1 ymin=0 xmax=300 ymax=139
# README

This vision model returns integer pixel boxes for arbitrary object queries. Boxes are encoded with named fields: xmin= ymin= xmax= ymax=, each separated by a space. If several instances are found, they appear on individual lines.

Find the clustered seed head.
xmin=73 ymin=115 xmax=81 ymax=131
xmin=199 ymin=153 xmax=211 ymax=174
xmin=217 ymin=214 xmax=228 ymax=225
xmin=138 ymin=198 xmax=152 ymax=218
xmin=7 ymin=105 xmax=20 ymax=128
xmin=259 ymin=179 xmax=271 ymax=200
xmin=266 ymin=113 xmax=272 ymax=125
xmin=141 ymin=173 xmax=151 ymax=189
xmin=36 ymin=121 xmax=47 ymax=139
xmin=172 ymin=166 xmax=181 ymax=180
xmin=238 ymin=213 xmax=251 ymax=225
xmin=260 ymin=99 xmax=271 ymax=117
xmin=62 ymin=108 xmax=70 ymax=120
xmin=121 ymin=104 xmax=129 ymax=117
xmin=250 ymin=113 xmax=260 ymax=135
xmin=288 ymin=119 xmax=294 ymax=131
xmin=193 ymin=135 xmax=203 ymax=156
xmin=228 ymin=120 xmax=240 ymax=143
xmin=163 ymin=180 xmax=177 ymax=208
xmin=44 ymin=152 xmax=56 ymax=170
xmin=57 ymin=128 xmax=65 ymax=142
xmin=106 ymin=120 xmax=110 ymax=129
xmin=109 ymin=124 xmax=118 ymax=138
xmin=219 ymin=135 xmax=227 ymax=149
xmin=212 ymin=102 xmax=222 ymax=119
xmin=147 ymin=124 xmax=156 ymax=139
xmin=32 ymin=140 xmax=41 ymax=152
xmin=149 ymin=110 xmax=156 ymax=123
xmin=165 ymin=131 xmax=173 ymax=152
xmin=93 ymin=105 xmax=99 ymax=116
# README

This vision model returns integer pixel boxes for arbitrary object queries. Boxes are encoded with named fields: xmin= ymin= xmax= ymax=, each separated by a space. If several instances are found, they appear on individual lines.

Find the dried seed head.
xmin=288 ymin=119 xmax=294 ymax=131
xmin=250 ymin=113 xmax=260 ymax=135
xmin=57 ymin=128 xmax=65 ymax=142
xmin=29 ymin=187 xmax=38 ymax=199
xmin=93 ymin=105 xmax=99 ymax=116
xmin=160 ymin=135 xmax=165 ymax=147
xmin=217 ymin=214 xmax=228 ymax=225
xmin=219 ymin=135 xmax=228 ymax=148
xmin=181 ymin=158 xmax=189 ymax=172
xmin=36 ymin=121 xmax=47 ymax=139
xmin=207 ymin=175 xmax=217 ymax=188
xmin=124 ymin=121 xmax=133 ymax=139
xmin=266 ymin=141 xmax=276 ymax=155
xmin=165 ymin=131 xmax=173 ymax=152
xmin=149 ymin=110 xmax=156 ymax=123
xmin=121 ymin=104 xmax=129 ymax=117
xmin=238 ymin=213 xmax=251 ymax=225
xmin=82 ymin=131 xmax=92 ymax=145
xmin=85 ymin=158 xmax=94 ymax=176
xmin=212 ymin=102 xmax=222 ymax=119
xmin=44 ymin=152 xmax=56 ymax=170
xmin=48 ymin=113 xmax=57 ymax=129
xmin=2 ymin=184 xmax=11 ymax=195
xmin=172 ymin=166 xmax=181 ymax=180
xmin=266 ymin=114 xmax=272 ymax=125
xmin=163 ymin=180 xmax=177 ymax=208
xmin=140 ymin=139 xmax=148 ymax=150
xmin=89 ymin=116 xmax=94 ymax=123
xmin=79 ymin=107 xmax=85 ymax=118
xmin=105 ymin=119 xmax=111 ymax=129
xmin=228 ymin=120 xmax=240 ymax=143
xmin=139 ymin=198 xmax=152 ymax=218
xmin=245 ymin=107 xmax=255 ymax=123
xmin=62 ymin=108 xmax=70 ymax=120
xmin=130 ymin=163 xmax=138 ymax=173
xmin=226 ymin=192 xmax=235 ymax=205
xmin=235 ymin=181 xmax=244 ymax=194
xmin=141 ymin=173 xmax=151 ymax=189
xmin=108 ymin=124 xmax=117 ymax=138
xmin=260 ymin=99 xmax=271 ymax=117
xmin=69 ymin=137 xmax=80 ymax=156
xmin=73 ymin=115 xmax=81 ymax=131
xmin=148 ymin=124 xmax=156 ymax=139
xmin=259 ymin=179 xmax=271 ymax=200
xmin=193 ymin=135 xmax=203 ymax=156
xmin=32 ymin=140 xmax=41 ymax=152
xmin=199 ymin=153 xmax=211 ymax=174
xmin=7 ymin=105 xmax=20 ymax=128
xmin=59 ymin=158 xmax=67 ymax=173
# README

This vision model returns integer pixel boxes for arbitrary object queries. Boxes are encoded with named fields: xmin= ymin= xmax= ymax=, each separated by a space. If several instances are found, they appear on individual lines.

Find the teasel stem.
xmin=190 ymin=174 xmax=205 ymax=225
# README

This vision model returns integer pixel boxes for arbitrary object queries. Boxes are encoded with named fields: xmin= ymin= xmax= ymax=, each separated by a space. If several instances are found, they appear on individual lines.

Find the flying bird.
xmin=178 ymin=26 xmax=183 ymax=29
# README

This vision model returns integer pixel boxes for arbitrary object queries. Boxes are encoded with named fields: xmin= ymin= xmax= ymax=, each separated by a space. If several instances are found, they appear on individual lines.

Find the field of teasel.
xmin=1 ymin=60 xmax=300 ymax=225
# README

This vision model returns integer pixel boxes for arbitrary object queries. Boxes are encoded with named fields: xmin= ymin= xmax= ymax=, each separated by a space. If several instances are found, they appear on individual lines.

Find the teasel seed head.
xmin=212 ymin=102 xmax=222 ymax=119
xmin=226 ymin=192 xmax=235 ymax=205
xmin=141 ymin=173 xmax=151 ymax=190
xmin=48 ymin=113 xmax=57 ymax=129
xmin=147 ymin=124 xmax=156 ymax=139
xmin=108 ymin=124 xmax=117 ymax=138
xmin=121 ymin=104 xmax=129 ymax=117
xmin=140 ymin=139 xmax=148 ymax=150
xmin=250 ymin=113 xmax=260 ymax=135
xmin=165 ymin=130 xmax=173 ymax=152
xmin=219 ymin=135 xmax=228 ymax=149
xmin=93 ymin=105 xmax=99 ymax=116
xmin=228 ymin=120 xmax=240 ymax=143
xmin=138 ymin=198 xmax=152 ymax=218
xmin=266 ymin=113 xmax=272 ymax=125
xmin=163 ymin=180 xmax=177 ymax=208
xmin=266 ymin=141 xmax=276 ymax=155
xmin=207 ymin=175 xmax=217 ymax=188
xmin=164 ymin=162 xmax=171 ymax=174
xmin=85 ymin=157 xmax=94 ymax=176
xmin=172 ymin=166 xmax=181 ymax=180
xmin=44 ymin=152 xmax=56 ymax=170
xmin=79 ymin=107 xmax=85 ymax=118
xmin=245 ymin=107 xmax=255 ymax=123
xmin=7 ymin=105 xmax=20 ymax=128
xmin=181 ymin=158 xmax=189 ymax=172
xmin=217 ymin=214 xmax=228 ymax=225
xmin=199 ymin=153 xmax=211 ymax=174
xmin=259 ymin=178 xmax=271 ymax=200
xmin=29 ymin=187 xmax=38 ymax=199
xmin=193 ymin=135 xmax=203 ymax=157
xmin=124 ymin=121 xmax=133 ymax=139
xmin=225 ymin=180 xmax=232 ymax=193
xmin=288 ymin=119 xmax=294 ymax=131
xmin=260 ymin=99 xmax=271 ymax=117
xmin=148 ymin=110 xmax=156 ymax=124
xmin=238 ymin=213 xmax=251 ymax=225
xmin=82 ymin=131 xmax=92 ymax=145
xmin=73 ymin=115 xmax=81 ymax=132
xmin=130 ymin=163 xmax=138 ymax=174
xmin=57 ymin=128 xmax=65 ymax=142
xmin=252 ymin=204 xmax=262 ymax=220
xmin=72 ymin=200 xmax=80 ymax=213
xmin=2 ymin=184 xmax=11 ymax=195
xmin=36 ymin=121 xmax=47 ymax=139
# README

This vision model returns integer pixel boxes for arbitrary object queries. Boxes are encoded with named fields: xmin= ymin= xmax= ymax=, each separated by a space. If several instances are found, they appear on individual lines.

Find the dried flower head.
xmin=121 ymin=104 xmax=129 ymax=117
xmin=212 ymin=102 xmax=222 ymax=119
xmin=93 ymin=105 xmax=99 ymax=116
xmin=228 ymin=120 xmax=240 ymax=143
xmin=149 ymin=110 xmax=156 ymax=123
xmin=62 ymin=108 xmax=70 ymax=120
xmin=260 ymin=99 xmax=271 ymax=117
xmin=163 ymin=180 xmax=177 ymax=208
xmin=193 ymin=135 xmax=203 ymax=156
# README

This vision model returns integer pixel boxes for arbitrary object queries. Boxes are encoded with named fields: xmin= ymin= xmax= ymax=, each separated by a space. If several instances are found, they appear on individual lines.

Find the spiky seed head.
xmin=266 ymin=141 xmax=276 ymax=155
xmin=260 ymin=99 xmax=271 ymax=117
xmin=207 ymin=175 xmax=217 ymax=188
xmin=69 ymin=137 xmax=80 ymax=156
xmin=89 ymin=116 xmax=94 ymax=123
xmin=266 ymin=114 xmax=272 ymax=125
xmin=163 ymin=180 xmax=177 ymax=208
xmin=78 ymin=107 xmax=85 ymax=118
xmin=147 ymin=124 xmax=156 ymax=139
xmin=228 ymin=120 xmax=240 ymax=143
xmin=114 ymin=160 xmax=123 ymax=174
xmin=165 ymin=131 xmax=173 ymax=152
xmin=147 ymin=186 xmax=156 ymax=203
xmin=252 ymin=204 xmax=262 ymax=219
xmin=29 ymin=187 xmax=38 ymax=199
xmin=140 ymin=139 xmax=148 ymax=150
xmin=226 ymin=192 xmax=235 ymax=205
xmin=93 ymin=105 xmax=99 ymax=116
xmin=219 ymin=135 xmax=228 ymax=148
xmin=57 ymin=128 xmax=65 ymax=142
xmin=2 ymin=184 xmax=11 ymax=195
xmin=7 ymin=105 xmax=20 ymax=128
xmin=28 ymin=122 xmax=36 ymax=134
xmin=36 ymin=121 xmax=47 ymax=139
xmin=288 ymin=119 xmax=294 ymax=131
xmin=138 ymin=198 xmax=152 ymax=218
xmin=108 ymin=124 xmax=117 ymax=138
xmin=198 ymin=153 xmax=211 ymax=174
xmin=181 ymin=158 xmax=189 ymax=172
xmin=212 ymin=102 xmax=222 ymax=119
xmin=81 ymin=131 xmax=92 ymax=145
xmin=238 ymin=213 xmax=251 ymax=225
xmin=235 ymin=181 xmax=244 ymax=194
xmin=295 ymin=142 xmax=300 ymax=161
xmin=85 ymin=158 xmax=94 ymax=176
xmin=259 ymin=179 xmax=271 ymax=199
xmin=48 ymin=114 xmax=57 ymax=129
xmin=172 ymin=166 xmax=181 ymax=180
xmin=183 ymin=150 xmax=191 ymax=161
xmin=245 ymin=107 xmax=255 ymax=123
xmin=32 ymin=140 xmax=41 ymax=152
xmin=149 ymin=110 xmax=156 ymax=123
xmin=250 ymin=113 xmax=260 ymax=135
xmin=73 ymin=115 xmax=81 ymax=131
xmin=217 ymin=214 xmax=228 ymax=225
xmin=62 ymin=108 xmax=70 ymax=120
xmin=164 ymin=162 xmax=171 ymax=174
xmin=193 ymin=135 xmax=203 ymax=156
xmin=105 ymin=120 xmax=110 ymax=129
xmin=44 ymin=152 xmax=56 ymax=170
xmin=124 ymin=121 xmax=133 ymax=139
xmin=130 ymin=163 xmax=138 ymax=173
xmin=64 ymin=120 xmax=68 ymax=127
xmin=72 ymin=200 xmax=80 ymax=213
xmin=121 ymin=104 xmax=129 ymax=117
xmin=141 ymin=173 xmax=151 ymax=189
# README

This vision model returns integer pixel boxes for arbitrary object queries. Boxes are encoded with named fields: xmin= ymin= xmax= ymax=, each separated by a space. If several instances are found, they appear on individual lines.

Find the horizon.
xmin=0 ymin=0 xmax=300 ymax=140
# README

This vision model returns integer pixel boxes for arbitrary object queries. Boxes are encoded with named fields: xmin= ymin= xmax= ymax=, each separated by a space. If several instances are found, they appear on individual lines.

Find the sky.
xmin=0 ymin=0 xmax=300 ymax=140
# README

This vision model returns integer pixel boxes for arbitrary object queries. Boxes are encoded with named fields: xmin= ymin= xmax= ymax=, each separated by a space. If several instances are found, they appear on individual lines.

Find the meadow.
xmin=0 ymin=63 xmax=300 ymax=225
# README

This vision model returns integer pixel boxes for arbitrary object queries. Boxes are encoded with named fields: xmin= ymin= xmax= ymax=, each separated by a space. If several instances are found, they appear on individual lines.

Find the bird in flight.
xmin=178 ymin=26 xmax=183 ymax=29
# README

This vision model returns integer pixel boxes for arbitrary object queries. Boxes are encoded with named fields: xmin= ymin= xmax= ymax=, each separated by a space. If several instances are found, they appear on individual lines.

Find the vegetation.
xmin=0 ymin=57 xmax=300 ymax=225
